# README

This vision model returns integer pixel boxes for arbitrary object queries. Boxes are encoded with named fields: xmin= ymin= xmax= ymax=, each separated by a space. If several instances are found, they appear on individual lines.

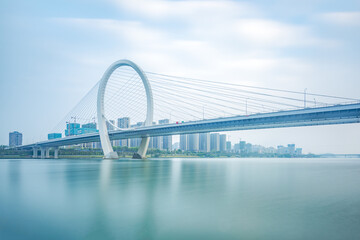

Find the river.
xmin=1 ymin=158 xmax=359 ymax=240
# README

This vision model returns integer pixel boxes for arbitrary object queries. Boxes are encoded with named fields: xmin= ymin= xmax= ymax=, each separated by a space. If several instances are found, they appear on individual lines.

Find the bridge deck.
xmin=19 ymin=103 xmax=360 ymax=149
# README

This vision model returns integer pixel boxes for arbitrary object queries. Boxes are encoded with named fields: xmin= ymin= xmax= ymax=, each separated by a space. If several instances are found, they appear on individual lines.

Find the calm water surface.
xmin=1 ymin=158 xmax=360 ymax=240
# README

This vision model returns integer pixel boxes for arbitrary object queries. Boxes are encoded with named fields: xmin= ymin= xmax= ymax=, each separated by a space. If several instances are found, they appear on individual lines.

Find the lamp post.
xmin=245 ymin=99 xmax=248 ymax=115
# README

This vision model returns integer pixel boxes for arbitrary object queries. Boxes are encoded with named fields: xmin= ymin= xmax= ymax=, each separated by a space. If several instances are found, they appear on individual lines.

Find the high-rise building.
xmin=106 ymin=120 xmax=115 ymax=131
xmin=128 ymin=122 xmax=142 ymax=148
xmin=210 ymin=133 xmax=220 ymax=151
xmin=9 ymin=131 xmax=22 ymax=147
xmin=148 ymin=137 xmax=153 ymax=148
xmin=77 ymin=122 xmax=98 ymax=135
xmin=162 ymin=135 xmax=172 ymax=151
xmin=148 ymin=122 xmax=157 ymax=149
xmin=128 ymin=122 xmax=144 ymax=148
xmin=233 ymin=143 xmax=240 ymax=152
xmin=159 ymin=119 xmax=172 ymax=151
xmin=180 ymin=134 xmax=188 ymax=151
xmin=130 ymin=138 xmax=142 ymax=148
xmin=118 ymin=117 xmax=130 ymax=147
xmin=188 ymin=133 xmax=199 ymax=152
xmin=239 ymin=141 xmax=246 ymax=154
xmin=226 ymin=141 xmax=232 ymax=152
xmin=288 ymin=144 xmax=295 ymax=155
xmin=65 ymin=123 xmax=80 ymax=136
xmin=152 ymin=136 xmax=163 ymax=150
xmin=220 ymin=134 xmax=226 ymax=152
xmin=118 ymin=117 xmax=130 ymax=128
xmin=199 ymin=133 xmax=210 ymax=152
xmin=245 ymin=143 xmax=252 ymax=153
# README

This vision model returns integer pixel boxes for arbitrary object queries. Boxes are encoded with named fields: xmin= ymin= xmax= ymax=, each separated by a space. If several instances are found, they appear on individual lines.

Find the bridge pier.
xmin=32 ymin=147 xmax=38 ymax=158
xmin=45 ymin=148 xmax=50 ymax=158
xmin=40 ymin=148 xmax=45 ymax=159
xmin=54 ymin=148 xmax=59 ymax=159
xmin=133 ymin=137 xmax=150 ymax=159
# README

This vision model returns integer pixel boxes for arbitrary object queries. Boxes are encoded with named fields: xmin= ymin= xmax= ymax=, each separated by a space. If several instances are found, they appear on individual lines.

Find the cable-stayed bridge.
xmin=18 ymin=60 xmax=360 ymax=159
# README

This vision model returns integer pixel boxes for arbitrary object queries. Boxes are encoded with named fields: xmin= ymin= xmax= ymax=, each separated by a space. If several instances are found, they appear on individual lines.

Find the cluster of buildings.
xmin=179 ymin=133 xmax=230 ymax=152
xmin=231 ymin=141 xmax=302 ymax=156
xmin=47 ymin=121 xmax=100 ymax=148
xmin=48 ymin=122 xmax=99 ymax=140
xmin=105 ymin=117 xmax=172 ymax=150
xmin=8 ymin=119 xmax=302 ymax=157
xmin=177 ymin=134 xmax=302 ymax=156
xmin=47 ymin=117 xmax=173 ymax=150
xmin=276 ymin=144 xmax=302 ymax=156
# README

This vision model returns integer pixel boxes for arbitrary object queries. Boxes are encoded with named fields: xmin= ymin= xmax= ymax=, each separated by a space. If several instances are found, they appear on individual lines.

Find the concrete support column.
xmin=46 ymin=148 xmax=50 ymax=158
xmin=54 ymin=148 xmax=59 ymax=159
xmin=40 ymin=148 xmax=45 ymax=159
xmin=32 ymin=148 xmax=38 ymax=158
xmin=133 ymin=136 xmax=150 ymax=159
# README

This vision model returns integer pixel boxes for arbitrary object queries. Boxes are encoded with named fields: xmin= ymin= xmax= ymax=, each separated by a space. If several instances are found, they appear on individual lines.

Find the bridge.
xmin=17 ymin=60 xmax=360 ymax=159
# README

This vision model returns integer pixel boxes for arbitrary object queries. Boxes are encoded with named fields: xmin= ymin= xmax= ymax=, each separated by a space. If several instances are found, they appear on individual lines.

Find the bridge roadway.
xmin=19 ymin=103 xmax=360 ymax=150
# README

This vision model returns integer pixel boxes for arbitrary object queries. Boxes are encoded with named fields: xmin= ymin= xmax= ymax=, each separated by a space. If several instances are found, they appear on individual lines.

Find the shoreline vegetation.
xmin=1 ymin=146 xmax=359 ymax=159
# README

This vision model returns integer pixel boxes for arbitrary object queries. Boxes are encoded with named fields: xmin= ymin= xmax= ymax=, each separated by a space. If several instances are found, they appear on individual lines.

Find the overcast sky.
xmin=1 ymin=0 xmax=359 ymax=153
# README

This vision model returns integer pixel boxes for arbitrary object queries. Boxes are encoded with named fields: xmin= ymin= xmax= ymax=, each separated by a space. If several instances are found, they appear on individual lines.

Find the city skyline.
xmin=6 ymin=120 xmax=309 ymax=156
xmin=1 ymin=0 xmax=360 ymax=154
xmin=4 ymin=111 xmax=359 ymax=155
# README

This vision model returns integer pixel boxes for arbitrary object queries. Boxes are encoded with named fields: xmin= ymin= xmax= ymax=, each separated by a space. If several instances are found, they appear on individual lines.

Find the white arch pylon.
xmin=97 ymin=59 xmax=154 ymax=159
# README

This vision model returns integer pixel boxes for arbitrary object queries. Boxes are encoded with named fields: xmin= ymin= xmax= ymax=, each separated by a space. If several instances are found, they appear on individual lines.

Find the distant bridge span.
xmin=15 ymin=60 xmax=360 ymax=159
xmin=19 ymin=102 xmax=360 ymax=154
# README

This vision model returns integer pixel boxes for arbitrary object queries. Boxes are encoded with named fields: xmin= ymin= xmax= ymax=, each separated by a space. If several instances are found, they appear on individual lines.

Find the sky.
xmin=0 ymin=0 xmax=359 ymax=154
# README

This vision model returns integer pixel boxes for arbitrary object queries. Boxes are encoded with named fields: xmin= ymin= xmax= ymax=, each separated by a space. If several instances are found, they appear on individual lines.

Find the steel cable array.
xmin=42 ymin=67 xmax=359 ymax=141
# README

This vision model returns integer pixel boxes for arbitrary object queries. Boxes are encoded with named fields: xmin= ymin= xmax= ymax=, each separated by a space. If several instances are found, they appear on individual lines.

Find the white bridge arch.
xmin=97 ymin=59 xmax=154 ymax=159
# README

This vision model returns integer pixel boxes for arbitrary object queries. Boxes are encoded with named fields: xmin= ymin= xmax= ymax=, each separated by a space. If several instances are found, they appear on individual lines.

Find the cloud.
xmin=54 ymin=0 xmax=331 ymax=93
xmin=55 ymin=18 xmax=164 ymax=44
xmin=110 ymin=0 xmax=256 ymax=20
xmin=320 ymin=11 xmax=360 ymax=26
xmin=234 ymin=19 xmax=322 ymax=47
xmin=109 ymin=0 xmax=325 ymax=49
xmin=54 ymin=13 xmax=318 ymax=90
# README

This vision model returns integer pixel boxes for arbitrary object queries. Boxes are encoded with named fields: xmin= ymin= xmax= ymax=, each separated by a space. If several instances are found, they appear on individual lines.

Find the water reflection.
xmin=0 ymin=158 xmax=360 ymax=240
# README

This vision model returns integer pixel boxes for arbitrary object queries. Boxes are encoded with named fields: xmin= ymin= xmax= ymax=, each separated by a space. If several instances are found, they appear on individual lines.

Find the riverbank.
xmin=2 ymin=154 xmax=359 ymax=159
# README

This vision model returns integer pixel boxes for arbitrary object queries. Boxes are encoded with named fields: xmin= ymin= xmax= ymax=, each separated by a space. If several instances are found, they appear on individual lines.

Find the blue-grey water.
xmin=1 ymin=158 xmax=360 ymax=240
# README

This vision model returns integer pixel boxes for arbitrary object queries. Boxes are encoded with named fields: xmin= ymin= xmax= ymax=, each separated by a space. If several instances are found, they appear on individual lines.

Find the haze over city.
xmin=1 ymin=0 xmax=360 ymax=154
